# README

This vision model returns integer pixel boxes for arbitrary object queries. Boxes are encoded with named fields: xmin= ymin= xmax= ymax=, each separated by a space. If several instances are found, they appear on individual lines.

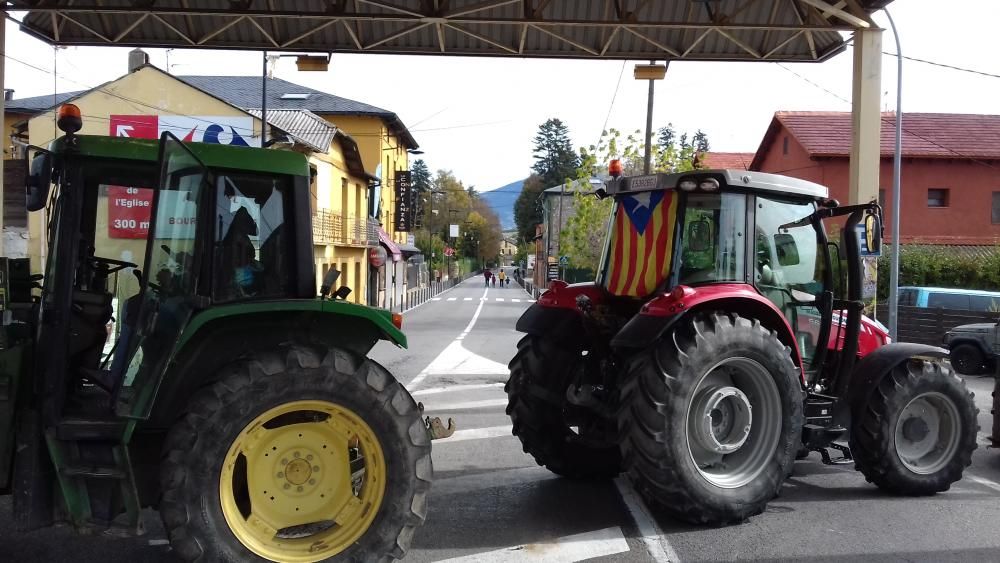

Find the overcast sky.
xmin=5 ymin=2 xmax=1000 ymax=194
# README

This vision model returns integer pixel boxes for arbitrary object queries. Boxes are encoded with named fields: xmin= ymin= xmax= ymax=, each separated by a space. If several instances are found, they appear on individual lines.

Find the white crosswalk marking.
xmin=433 ymin=526 xmax=630 ymax=562
xmin=447 ymin=297 xmax=457 ymax=301
xmin=496 ymin=298 xmax=504 ymax=302
xmin=424 ymin=398 xmax=508 ymax=412
xmin=464 ymin=297 xmax=472 ymax=301
xmin=433 ymin=425 xmax=513 ymax=444
xmin=512 ymin=298 xmax=521 ymax=302
xmin=432 ymin=297 xmax=441 ymax=301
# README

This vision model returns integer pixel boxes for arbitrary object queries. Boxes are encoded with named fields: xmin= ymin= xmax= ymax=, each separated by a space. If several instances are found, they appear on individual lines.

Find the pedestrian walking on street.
xmin=498 ymin=269 xmax=507 ymax=288
xmin=484 ymin=269 xmax=492 ymax=287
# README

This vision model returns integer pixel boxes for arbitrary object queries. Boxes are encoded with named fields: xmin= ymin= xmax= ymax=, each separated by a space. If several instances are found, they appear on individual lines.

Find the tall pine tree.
xmin=531 ymin=118 xmax=580 ymax=189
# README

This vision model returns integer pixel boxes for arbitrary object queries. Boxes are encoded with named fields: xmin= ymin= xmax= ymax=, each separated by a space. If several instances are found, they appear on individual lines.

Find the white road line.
xmin=447 ymin=297 xmax=457 ymax=301
xmin=424 ymin=398 xmax=508 ymax=412
xmin=406 ymin=287 xmax=490 ymax=390
xmin=432 ymin=466 xmax=556 ymax=496
xmin=411 ymin=383 xmax=505 ymax=396
xmin=147 ymin=539 xmax=170 ymax=546
xmin=431 ymin=297 xmax=441 ymax=301
xmin=464 ymin=297 xmax=472 ymax=301
xmin=614 ymin=477 xmax=680 ymax=563
xmin=433 ymin=425 xmax=513 ymax=444
xmin=512 ymin=298 xmax=521 ymax=302
xmin=967 ymin=474 xmax=1000 ymax=494
xmin=496 ymin=297 xmax=505 ymax=302
xmin=433 ymin=526 xmax=630 ymax=563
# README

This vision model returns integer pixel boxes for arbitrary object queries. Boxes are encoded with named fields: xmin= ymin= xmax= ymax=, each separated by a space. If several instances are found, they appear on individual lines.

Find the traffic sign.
xmin=558 ymin=255 xmax=569 ymax=266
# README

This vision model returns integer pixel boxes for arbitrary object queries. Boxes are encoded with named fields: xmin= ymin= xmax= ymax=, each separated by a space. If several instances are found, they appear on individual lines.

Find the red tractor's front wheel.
xmin=618 ymin=313 xmax=803 ymax=525
xmin=850 ymin=359 xmax=977 ymax=495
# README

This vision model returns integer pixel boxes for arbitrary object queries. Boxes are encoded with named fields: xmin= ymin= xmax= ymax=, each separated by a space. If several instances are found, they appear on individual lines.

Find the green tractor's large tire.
xmin=618 ymin=313 xmax=804 ymax=525
xmin=506 ymin=335 xmax=621 ymax=479
xmin=159 ymin=345 xmax=432 ymax=562
xmin=850 ymin=359 xmax=977 ymax=495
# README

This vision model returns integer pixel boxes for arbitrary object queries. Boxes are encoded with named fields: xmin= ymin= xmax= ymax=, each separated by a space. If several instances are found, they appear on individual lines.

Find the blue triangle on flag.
xmin=621 ymin=191 xmax=664 ymax=236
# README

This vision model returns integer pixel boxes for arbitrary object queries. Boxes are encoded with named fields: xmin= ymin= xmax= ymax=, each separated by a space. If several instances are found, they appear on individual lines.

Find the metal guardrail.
xmin=399 ymin=273 xmax=474 ymax=312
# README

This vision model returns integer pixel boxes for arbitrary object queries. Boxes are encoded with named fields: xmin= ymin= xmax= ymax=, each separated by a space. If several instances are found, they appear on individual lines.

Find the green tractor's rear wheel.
xmin=160 ymin=346 xmax=432 ymax=562
xmin=850 ymin=359 xmax=977 ymax=495
xmin=506 ymin=335 xmax=621 ymax=479
xmin=618 ymin=313 xmax=803 ymax=525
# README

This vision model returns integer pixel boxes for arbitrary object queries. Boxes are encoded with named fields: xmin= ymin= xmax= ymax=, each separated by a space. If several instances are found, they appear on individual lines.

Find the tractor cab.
xmin=599 ymin=168 xmax=854 ymax=379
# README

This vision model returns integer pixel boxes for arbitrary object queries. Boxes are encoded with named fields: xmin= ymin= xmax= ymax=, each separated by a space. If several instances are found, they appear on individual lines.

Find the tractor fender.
xmin=610 ymin=284 xmax=803 ymax=368
xmin=145 ymin=304 xmax=398 ymax=429
xmin=515 ymin=282 xmax=606 ymax=346
xmin=845 ymin=342 xmax=950 ymax=421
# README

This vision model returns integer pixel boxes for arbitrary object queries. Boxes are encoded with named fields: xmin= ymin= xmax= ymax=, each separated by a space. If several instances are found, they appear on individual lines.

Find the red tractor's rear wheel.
xmin=506 ymin=335 xmax=621 ymax=479
xmin=850 ymin=359 xmax=977 ymax=495
xmin=618 ymin=313 xmax=803 ymax=525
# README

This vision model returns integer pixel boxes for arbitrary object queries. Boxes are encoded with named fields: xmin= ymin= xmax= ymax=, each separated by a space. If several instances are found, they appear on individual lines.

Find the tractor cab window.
xmin=677 ymin=193 xmax=747 ymax=286
xmin=754 ymin=197 xmax=824 ymax=364
xmin=213 ymin=174 xmax=293 ymax=302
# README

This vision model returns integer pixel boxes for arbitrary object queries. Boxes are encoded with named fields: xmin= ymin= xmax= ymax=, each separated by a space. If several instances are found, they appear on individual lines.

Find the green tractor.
xmin=0 ymin=105 xmax=432 ymax=561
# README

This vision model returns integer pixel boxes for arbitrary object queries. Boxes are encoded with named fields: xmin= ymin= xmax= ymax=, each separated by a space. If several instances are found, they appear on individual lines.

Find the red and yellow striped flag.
xmin=604 ymin=190 xmax=679 ymax=297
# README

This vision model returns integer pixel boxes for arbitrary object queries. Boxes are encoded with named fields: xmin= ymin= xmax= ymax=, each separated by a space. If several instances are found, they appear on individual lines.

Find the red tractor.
xmin=507 ymin=169 xmax=979 ymax=525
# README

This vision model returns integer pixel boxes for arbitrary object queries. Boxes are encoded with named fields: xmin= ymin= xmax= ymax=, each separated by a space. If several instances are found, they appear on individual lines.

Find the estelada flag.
xmin=604 ymin=190 xmax=679 ymax=297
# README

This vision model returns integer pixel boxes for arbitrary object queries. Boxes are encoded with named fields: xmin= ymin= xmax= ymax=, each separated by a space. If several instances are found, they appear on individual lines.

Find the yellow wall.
xmin=323 ymin=115 xmax=410 ymax=245
xmin=308 ymin=138 xmax=370 ymax=304
xmin=25 ymin=66 xmax=262 ymax=272
xmin=4 ymin=112 xmax=29 ymax=159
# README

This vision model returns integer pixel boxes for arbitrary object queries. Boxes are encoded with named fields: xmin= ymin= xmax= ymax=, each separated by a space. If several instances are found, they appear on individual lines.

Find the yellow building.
xmin=9 ymin=57 xmax=384 ymax=305
xmin=499 ymin=236 xmax=518 ymax=267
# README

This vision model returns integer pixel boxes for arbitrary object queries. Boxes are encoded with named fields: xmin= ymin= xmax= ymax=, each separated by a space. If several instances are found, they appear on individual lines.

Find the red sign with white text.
xmin=108 ymin=186 xmax=153 ymax=238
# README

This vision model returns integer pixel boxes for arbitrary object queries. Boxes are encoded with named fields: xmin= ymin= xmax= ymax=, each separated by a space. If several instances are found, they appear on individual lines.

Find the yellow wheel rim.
xmin=219 ymin=400 xmax=387 ymax=562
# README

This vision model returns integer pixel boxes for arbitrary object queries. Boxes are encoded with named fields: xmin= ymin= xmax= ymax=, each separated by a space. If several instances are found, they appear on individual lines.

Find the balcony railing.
xmin=312 ymin=209 xmax=378 ymax=247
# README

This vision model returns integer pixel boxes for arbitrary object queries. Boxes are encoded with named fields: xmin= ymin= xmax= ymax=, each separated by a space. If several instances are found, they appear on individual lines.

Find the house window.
xmin=782 ymin=136 xmax=789 ymax=155
xmin=993 ymin=192 xmax=1000 ymax=224
xmin=927 ymin=188 xmax=949 ymax=208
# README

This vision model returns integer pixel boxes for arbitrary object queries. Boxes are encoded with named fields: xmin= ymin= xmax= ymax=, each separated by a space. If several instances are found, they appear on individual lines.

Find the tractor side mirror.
xmin=687 ymin=219 xmax=713 ymax=252
xmin=26 ymin=147 xmax=53 ymax=212
xmin=320 ymin=267 xmax=341 ymax=298
xmin=864 ymin=213 xmax=882 ymax=255
xmin=774 ymin=233 xmax=800 ymax=266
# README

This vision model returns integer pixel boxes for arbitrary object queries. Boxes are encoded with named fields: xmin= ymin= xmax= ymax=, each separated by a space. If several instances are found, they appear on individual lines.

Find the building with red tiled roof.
xmin=751 ymin=111 xmax=1000 ymax=245
xmin=698 ymin=152 xmax=755 ymax=170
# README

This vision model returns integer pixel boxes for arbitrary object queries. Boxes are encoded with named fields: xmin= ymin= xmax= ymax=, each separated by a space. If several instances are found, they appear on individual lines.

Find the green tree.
xmin=561 ymin=191 xmax=612 ymax=272
xmin=514 ymin=174 xmax=546 ymax=244
xmin=410 ymin=159 xmax=432 ymax=227
xmin=532 ymin=118 xmax=580 ymax=188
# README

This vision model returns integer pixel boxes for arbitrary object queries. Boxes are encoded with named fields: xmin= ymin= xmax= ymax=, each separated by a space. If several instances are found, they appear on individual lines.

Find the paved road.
xmin=4 ymin=274 xmax=1000 ymax=561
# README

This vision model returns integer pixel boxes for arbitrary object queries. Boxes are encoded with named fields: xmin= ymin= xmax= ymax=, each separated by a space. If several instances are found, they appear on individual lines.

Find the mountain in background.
xmin=480 ymin=178 xmax=524 ymax=231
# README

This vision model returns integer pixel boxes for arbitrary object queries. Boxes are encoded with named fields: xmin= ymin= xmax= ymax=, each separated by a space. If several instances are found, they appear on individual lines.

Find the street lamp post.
xmin=885 ymin=7 xmax=903 ymax=342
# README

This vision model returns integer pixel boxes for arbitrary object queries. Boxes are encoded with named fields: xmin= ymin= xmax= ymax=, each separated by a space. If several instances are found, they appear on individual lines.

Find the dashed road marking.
xmin=148 ymin=539 xmax=170 ymax=546
xmin=614 ymin=477 xmax=680 ymax=562
xmin=496 ymin=298 xmax=505 ymax=302
xmin=447 ymin=297 xmax=457 ymax=301
xmin=412 ymin=383 xmax=505 ymax=396
xmin=433 ymin=526 xmax=630 ymax=563
xmin=433 ymin=425 xmax=513 ymax=444
xmin=464 ymin=297 xmax=472 ymax=301
xmin=512 ymin=298 xmax=521 ymax=302
xmin=432 ymin=297 xmax=441 ymax=301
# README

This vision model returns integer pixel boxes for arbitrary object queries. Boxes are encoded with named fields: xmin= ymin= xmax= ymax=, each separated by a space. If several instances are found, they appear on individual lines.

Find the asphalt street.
xmin=3 ymin=274 xmax=1000 ymax=562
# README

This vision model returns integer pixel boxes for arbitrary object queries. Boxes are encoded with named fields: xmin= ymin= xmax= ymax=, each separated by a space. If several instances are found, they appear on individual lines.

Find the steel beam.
xmin=848 ymin=27 xmax=882 ymax=206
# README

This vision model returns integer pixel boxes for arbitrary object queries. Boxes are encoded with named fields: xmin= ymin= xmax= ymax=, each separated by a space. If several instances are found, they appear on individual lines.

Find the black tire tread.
xmin=159 ymin=344 xmax=432 ymax=562
xmin=850 ymin=359 xmax=978 ymax=495
xmin=617 ymin=313 xmax=803 ymax=526
xmin=505 ymin=335 xmax=621 ymax=479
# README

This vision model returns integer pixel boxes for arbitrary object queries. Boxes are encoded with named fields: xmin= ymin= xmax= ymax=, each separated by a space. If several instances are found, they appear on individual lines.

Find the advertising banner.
xmin=110 ymin=114 xmax=259 ymax=146
xmin=394 ymin=170 xmax=413 ymax=232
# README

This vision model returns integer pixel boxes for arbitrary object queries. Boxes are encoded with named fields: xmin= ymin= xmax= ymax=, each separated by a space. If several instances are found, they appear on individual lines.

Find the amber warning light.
xmin=609 ymin=159 xmax=623 ymax=178
xmin=57 ymin=104 xmax=83 ymax=135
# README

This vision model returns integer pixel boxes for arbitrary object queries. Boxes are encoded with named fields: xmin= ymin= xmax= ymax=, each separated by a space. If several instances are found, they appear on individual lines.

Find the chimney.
xmin=128 ymin=48 xmax=150 ymax=73
xmin=3 ymin=89 xmax=12 ymax=102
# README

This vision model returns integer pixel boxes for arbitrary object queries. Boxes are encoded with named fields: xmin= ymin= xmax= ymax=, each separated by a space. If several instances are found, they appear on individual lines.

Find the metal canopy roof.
xmin=10 ymin=1 xmax=889 ymax=62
